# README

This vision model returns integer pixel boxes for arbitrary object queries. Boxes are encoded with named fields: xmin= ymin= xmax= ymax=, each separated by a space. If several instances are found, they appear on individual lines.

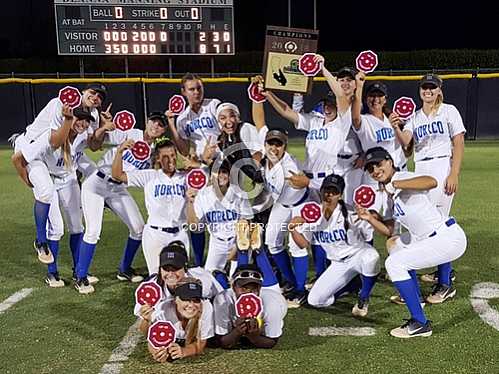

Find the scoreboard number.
xmin=54 ymin=0 xmax=235 ymax=56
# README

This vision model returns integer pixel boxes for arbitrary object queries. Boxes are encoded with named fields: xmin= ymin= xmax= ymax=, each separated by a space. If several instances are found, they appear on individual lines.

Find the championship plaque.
xmin=263 ymin=26 xmax=319 ymax=94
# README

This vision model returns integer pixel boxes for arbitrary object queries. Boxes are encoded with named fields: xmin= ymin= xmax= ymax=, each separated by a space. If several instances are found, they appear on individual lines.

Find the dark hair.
xmin=181 ymin=72 xmax=202 ymax=89
xmin=338 ymin=199 xmax=350 ymax=243
xmin=156 ymin=240 xmax=188 ymax=289
xmin=152 ymin=139 xmax=176 ymax=167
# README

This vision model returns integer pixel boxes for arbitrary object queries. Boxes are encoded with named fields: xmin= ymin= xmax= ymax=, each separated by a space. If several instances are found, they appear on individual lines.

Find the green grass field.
xmin=0 ymin=141 xmax=498 ymax=374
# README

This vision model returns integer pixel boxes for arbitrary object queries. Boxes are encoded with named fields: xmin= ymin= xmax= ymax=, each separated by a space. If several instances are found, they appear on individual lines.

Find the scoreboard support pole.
xmin=79 ymin=57 xmax=85 ymax=78
xmin=168 ymin=58 xmax=173 ymax=78
xmin=124 ymin=57 xmax=129 ymax=78
xmin=211 ymin=57 xmax=215 ymax=78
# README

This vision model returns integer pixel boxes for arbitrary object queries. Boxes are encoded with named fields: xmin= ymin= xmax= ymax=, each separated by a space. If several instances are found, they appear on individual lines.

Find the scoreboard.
xmin=54 ymin=0 xmax=234 ymax=56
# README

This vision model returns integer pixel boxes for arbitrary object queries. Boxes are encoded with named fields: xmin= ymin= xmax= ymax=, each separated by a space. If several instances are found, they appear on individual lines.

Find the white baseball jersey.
xmin=264 ymin=152 xmax=306 ymax=205
xmin=152 ymin=299 xmax=214 ymax=341
xmin=177 ymin=98 xmax=221 ymax=157
xmin=300 ymin=205 xmax=373 ymax=262
xmin=126 ymin=169 xmax=187 ymax=227
xmin=21 ymin=129 xmax=88 ymax=181
xmin=384 ymin=171 xmax=446 ymax=239
xmin=133 ymin=268 xmax=224 ymax=317
xmin=404 ymin=103 xmax=466 ymax=162
xmin=213 ymin=289 xmax=287 ymax=339
xmin=297 ymin=111 xmax=352 ymax=174
xmin=355 ymin=114 xmax=406 ymax=167
xmin=97 ymin=129 xmax=152 ymax=174
xmin=194 ymin=185 xmax=253 ymax=239
xmin=24 ymin=98 xmax=99 ymax=142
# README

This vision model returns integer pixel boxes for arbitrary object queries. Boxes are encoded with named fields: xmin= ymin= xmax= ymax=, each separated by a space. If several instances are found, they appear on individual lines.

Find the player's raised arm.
xmin=352 ymin=71 xmax=366 ymax=130
xmin=317 ymin=54 xmax=342 ymax=97
xmin=165 ymin=109 xmax=190 ymax=156
xmin=262 ymin=90 xmax=299 ymax=126
xmin=185 ymin=188 xmax=199 ymax=226
xmin=390 ymin=112 xmax=413 ymax=147
xmin=49 ymin=104 xmax=74 ymax=149
xmin=111 ymin=139 xmax=135 ymax=183
xmin=87 ymin=103 xmax=115 ymax=151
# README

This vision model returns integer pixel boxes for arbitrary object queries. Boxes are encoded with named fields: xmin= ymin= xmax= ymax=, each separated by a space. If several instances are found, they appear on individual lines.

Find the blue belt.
xmin=216 ymin=236 xmax=235 ymax=242
xmin=305 ymin=172 xmax=326 ymax=179
xmin=420 ymin=155 xmax=449 ymax=162
xmin=97 ymin=170 xmax=122 ymax=185
xmin=282 ymin=188 xmax=310 ymax=208
xmin=150 ymin=226 xmax=180 ymax=234
xmin=338 ymin=154 xmax=353 ymax=159
xmin=428 ymin=218 xmax=456 ymax=237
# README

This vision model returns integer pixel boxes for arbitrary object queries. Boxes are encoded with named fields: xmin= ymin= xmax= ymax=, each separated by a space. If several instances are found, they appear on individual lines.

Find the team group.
xmin=10 ymin=54 xmax=467 ymax=360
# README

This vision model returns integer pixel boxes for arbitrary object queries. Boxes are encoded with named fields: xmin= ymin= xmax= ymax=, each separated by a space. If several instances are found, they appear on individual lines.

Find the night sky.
xmin=0 ymin=0 xmax=497 ymax=58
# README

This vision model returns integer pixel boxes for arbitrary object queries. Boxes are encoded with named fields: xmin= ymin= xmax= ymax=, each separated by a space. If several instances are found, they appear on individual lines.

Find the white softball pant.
xmin=265 ymin=200 xmax=309 ymax=257
xmin=385 ymin=221 xmax=467 ymax=282
xmin=47 ymin=180 xmax=84 ymax=241
xmin=81 ymin=171 xmax=144 ymax=244
xmin=335 ymin=157 xmax=364 ymax=206
xmin=15 ymin=132 xmax=54 ymax=204
xmin=415 ymin=156 xmax=454 ymax=216
xmin=142 ymin=224 xmax=190 ymax=275
xmin=204 ymin=235 xmax=236 ymax=272
xmin=308 ymin=246 xmax=380 ymax=307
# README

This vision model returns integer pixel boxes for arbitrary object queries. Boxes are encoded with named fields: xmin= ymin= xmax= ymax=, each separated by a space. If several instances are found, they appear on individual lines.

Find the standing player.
xmin=289 ymin=174 xmax=380 ymax=317
xmin=352 ymin=75 xmax=408 ymax=212
xmin=390 ymin=73 xmax=465 ymax=301
xmin=12 ymin=84 xmax=106 ymax=263
xmin=359 ymin=147 xmax=467 ymax=337
xmin=12 ymin=105 xmax=95 ymax=286
xmin=185 ymin=161 xmax=254 ymax=273
xmin=261 ymin=129 xmax=311 ymax=306
xmin=166 ymin=73 xmax=221 ymax=266
xmin=111 ymin=139 xmax=189 ymax=276
xmin=214 ymin=264 xmax=287 ymax=349
xmin=74 ymin=112 xmax=167 ymax=294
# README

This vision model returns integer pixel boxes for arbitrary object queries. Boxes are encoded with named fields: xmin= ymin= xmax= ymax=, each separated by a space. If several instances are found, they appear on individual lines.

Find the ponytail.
xmin=338 ymin=199 xmax=350 ymax=244
xmin=62 ymin=137 xmax=72 ymax=170
xmin=429 ymin=91 xmax=444 ymax=116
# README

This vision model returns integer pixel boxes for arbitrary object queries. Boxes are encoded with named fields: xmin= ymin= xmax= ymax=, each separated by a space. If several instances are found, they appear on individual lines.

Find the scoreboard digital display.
xmin=54 ymin=0 xmax=234 ymax=55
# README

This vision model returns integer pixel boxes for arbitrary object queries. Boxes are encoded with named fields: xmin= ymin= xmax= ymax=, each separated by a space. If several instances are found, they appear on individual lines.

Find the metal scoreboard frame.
xmin=54 ymin=0 xmax=235 ymax=56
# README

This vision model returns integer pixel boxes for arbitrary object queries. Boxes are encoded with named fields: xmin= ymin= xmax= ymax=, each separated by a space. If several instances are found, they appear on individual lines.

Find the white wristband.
xmin=384 ymin=182 xmax=398 ymax=195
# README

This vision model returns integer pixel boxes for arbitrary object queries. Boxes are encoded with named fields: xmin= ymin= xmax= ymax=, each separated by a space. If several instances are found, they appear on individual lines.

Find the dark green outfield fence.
xmin=1 ymin=73 xmax=498 ymax=141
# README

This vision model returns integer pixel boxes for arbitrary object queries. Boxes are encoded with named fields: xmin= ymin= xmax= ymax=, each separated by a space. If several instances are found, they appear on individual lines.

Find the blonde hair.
xmin=62 ymin=134 xmax=73 ymax=171
xmin=430 ymin=91 xmax=444 ymax=116
xmin=175 ymin=277 xmax=203 ymax=345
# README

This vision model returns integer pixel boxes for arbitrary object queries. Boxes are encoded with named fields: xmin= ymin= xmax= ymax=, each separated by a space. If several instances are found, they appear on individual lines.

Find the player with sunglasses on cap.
xmin=140 ymin=277 xmax=214 ymax=362
xmin=357 ymin=146 xmax=466 ymax=337
xmin=134 ymin=241 xmax=223 ymax=321
xmin=10 ymin=83 xmax=108 ymax=266
xmin=213 ymin=263 xmax=287 ymax=349
xmin=289 ymin=174 xmax=380 ymax=317
xmin=389 ymin=73 xmax=465 ymax=302
xmin=73 ymin=111 xmax=167 ymax=294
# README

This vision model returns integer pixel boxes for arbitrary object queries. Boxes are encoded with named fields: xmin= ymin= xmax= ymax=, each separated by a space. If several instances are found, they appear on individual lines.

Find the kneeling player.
xmin=289 ymin=174 xmax=380 ymax=317
xmin=213 ymin=264 xmax=287 ymax=349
